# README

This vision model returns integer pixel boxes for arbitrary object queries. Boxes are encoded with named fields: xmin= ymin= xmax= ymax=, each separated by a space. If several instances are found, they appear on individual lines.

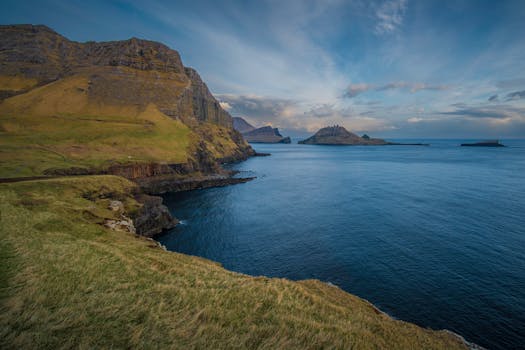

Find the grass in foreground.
xmin=0 ymin=176 xmax=468 ymax=349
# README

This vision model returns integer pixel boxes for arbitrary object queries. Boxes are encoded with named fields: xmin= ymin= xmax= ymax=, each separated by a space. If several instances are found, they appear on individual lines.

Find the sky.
xmin=2 ymin=0 xmax=525 ymax=138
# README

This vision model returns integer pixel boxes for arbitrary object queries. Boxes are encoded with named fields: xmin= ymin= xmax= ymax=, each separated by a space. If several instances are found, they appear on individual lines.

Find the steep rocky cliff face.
xmin=0 ymin=24 xmax=234 ymax=128
xmin=0 ymin=24 xmax=254 ymax=178
xmin=233 ymin=117 xmax=291 ymax=143
xmin=232 ymin=117 xmax=256 ymax=133
xmin=242 ymin=126 xmax=291 ymax=143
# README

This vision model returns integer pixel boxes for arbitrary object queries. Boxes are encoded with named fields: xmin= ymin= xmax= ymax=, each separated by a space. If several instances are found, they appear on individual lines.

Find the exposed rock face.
xmin=136 ymin=174 xmax=256 ymax=195
xmin=132 ymin=194 xmax=178 ymax=237
xmin=0 ymin=24 xmax=233 ymax=127
xmin=103 ymin=200 xmax=136 ymax=234
xmin=104 ymin=217 xmax=136 ymax=234
xmin=232 ymin=117 xmax=256 ymax=133
xmin=184 ymin=68 xmax=232 ymax=127
xmin=232 ymin=117 xmax=290 ymax=143
xmin=299 ymin=126 xmax=388 ymax=145
xmin=242 ymin=126 xmax=291 ymax=143
xmin=0 ymin=24 xmax=254 ymax=171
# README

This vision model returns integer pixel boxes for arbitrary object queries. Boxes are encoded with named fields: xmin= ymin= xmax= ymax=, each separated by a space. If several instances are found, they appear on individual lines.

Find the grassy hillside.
xmin=0 ymin=25 xmax=253 ymax=180
xmin=0 ymin=176 xmax=468 ymax=349
xmin=0 ymin=74 xmax=197 ymax=178
xmin=0 ymin=70 xmax=253 ymax=178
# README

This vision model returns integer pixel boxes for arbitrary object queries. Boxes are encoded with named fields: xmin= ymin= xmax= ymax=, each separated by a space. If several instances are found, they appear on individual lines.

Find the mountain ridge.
xmin=0 ymin=24 xmax=254 ymax=179
xmin=232 ymin=116 xmax=291 ymax=143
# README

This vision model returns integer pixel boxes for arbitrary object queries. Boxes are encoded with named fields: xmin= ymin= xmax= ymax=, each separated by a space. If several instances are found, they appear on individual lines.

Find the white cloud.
xmin=219 ymin=101 xmax=232 ymax=110
xmin=375 ymin=0 xmax=408 ymax=35
xmin=345 ymin=83 xmax=373 ymax=98
xmin=376 ymin=81 xmax=449 ymax=93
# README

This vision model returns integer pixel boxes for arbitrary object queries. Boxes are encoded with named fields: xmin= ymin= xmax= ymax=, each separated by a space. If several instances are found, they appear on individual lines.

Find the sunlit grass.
xmin=0 ymin=176 xmax=468 ymax=349
xmin=0 ymin=74 xmax=196 ymax=178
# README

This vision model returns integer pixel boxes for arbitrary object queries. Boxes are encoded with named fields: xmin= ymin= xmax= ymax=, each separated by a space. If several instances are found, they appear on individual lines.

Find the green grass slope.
xmin=0 ymin=74 xmax=196 ymax=178
xmin=0 ymin=176 xmax=468 ymax=349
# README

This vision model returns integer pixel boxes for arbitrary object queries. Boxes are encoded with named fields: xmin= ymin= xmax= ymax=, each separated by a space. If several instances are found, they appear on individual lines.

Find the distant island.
xmin=233 ymin=117 xmax=291 ymax=143
xmin=461 ymin=140 xmax=505 ymax=147
xmin=299 ymin=126 xmax=428 ymax=146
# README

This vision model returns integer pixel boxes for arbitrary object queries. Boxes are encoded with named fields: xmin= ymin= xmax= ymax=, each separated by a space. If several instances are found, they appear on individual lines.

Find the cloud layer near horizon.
xmin=1 ymin=0 xmax=525 ymax=137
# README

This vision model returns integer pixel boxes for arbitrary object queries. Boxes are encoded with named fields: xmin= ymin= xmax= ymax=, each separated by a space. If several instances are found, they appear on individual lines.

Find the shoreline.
xmin=0 ymin=170 xmax=482 ymax=349
xmin=145 ymin=156 xmax=483 ymax=350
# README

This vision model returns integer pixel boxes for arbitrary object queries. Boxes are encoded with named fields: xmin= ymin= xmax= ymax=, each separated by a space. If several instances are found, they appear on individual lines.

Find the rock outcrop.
xmin=299 ymin=126 xmax=389 ymax=145
xmin=232 ymin=117 xmax=291 ymax=143
xmin=0 ymin=24 xmax=254 ymax=176
xmin=0 ymin=24 xmax=240 ymax=127
xmin=243 ymin=126 xmax=291 ymax=143
xmin=232 ymin=117 xmax=256 ymax=133
xmin=132 ymin=194 xmax=178 ymax=237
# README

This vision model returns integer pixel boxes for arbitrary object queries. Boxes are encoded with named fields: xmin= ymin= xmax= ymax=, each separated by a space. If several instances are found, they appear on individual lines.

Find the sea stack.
xmin=298 ymin=125 xmax=388 ymax=145
xmin=233 ymin=117 xmax=291 ymax=143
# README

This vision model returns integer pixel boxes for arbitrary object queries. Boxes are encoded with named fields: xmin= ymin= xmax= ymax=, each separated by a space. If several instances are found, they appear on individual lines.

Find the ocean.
xmin=158 ymin=139 xmax=525 ymax=349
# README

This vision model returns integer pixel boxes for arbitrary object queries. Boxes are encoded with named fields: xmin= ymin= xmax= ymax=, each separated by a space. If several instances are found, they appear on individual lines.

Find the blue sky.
xmin=2 ymin=0 xmax=525 ymax=137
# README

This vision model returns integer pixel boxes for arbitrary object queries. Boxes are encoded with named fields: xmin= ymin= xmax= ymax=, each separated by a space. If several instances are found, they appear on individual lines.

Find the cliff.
xmin=0 ymin=24 xmax=254 ymax=180
xmin=232 ymin=117 xmax=256 ymax=133
xmin=242 ymin=126 xmax=291 ymax=143
xmin=233 ymin=117 xmax=291 ymax=143
xmin=299 ymin=126 xmax=388 ymax=145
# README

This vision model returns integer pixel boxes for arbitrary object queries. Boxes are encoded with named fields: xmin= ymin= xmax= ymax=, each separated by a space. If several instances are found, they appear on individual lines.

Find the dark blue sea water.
xmin=158 ymin=139 xmax=525 ymax=350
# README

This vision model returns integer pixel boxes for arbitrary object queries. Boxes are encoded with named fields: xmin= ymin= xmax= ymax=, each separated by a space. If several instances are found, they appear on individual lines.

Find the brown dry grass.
xmin=0 ymin=176 xmax=468 ymax=349
xmin=0 ymin=75 xmax=38 ymax=91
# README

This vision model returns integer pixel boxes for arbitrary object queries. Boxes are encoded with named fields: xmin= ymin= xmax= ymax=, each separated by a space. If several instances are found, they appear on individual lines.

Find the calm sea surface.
xmin=158 ymin=139 xmax=525 ymax=349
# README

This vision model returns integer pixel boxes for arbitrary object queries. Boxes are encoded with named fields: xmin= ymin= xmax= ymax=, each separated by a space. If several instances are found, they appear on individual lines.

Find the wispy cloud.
xmin=344 ymin=83 xmax=373 ymax=98
xmin=305 ymin=104 xmax=341 ymax=118
xmin=505 ymin=90 xmax=525 ymax=101
xmin=440 ymin=104 xmax=525 ymax=121
xmin=496 ymin=78 xmax=525 ymax=89
xmin=488 ymin=94 xmax=499 ymax=102
xmin=344 ymin=81 xmax=449 ymax=98
xmin=216 ymin=94 xmax=299 ymax=126
xmin=374 ymin=0 xmax=408 ymax=35
xmin=377 ymin=81 xmax=449 ymax=92
xmin=49 ymin=0 xmax=523 ymax=137
xmin=217 ymin=93 xmax=395 ymax=133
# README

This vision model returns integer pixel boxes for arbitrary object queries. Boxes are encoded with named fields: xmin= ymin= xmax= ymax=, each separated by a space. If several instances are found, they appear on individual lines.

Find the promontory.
xmin=233 ymin=117 xmax=291 ymax=143
xmin=0 ymin=25 xmax=470 ymax=350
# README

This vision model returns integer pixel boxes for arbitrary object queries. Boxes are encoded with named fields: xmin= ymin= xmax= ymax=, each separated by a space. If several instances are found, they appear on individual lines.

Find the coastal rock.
xmin=232 ymin=117 xmax=256 ymax=133
xmin=108 ymin=200 xmax=124 ymax=212
xmin=133 ymin=194 xmax=178 ymax=237
xmin=299 ymin=125 xmax=388 ymax=145
xmin=136 ymin=174 xmax=256 ymax=195
xmin=242 ymin=125 xmax=291 ymax=143
xmin=104 ymin=216 xmax=136 ymax=234
xmin=280 ymin=136 xmax=292 ymax=144
xmin=232 ymin=117 xmax=291 ymax=143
